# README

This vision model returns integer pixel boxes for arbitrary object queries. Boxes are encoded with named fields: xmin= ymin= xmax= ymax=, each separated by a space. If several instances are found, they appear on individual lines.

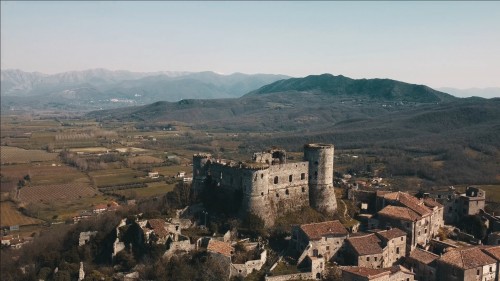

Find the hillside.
xmin=250 ymin=74 xmax=456 ymax=103
xmin=89 ymin=74 xmax=459 ymax=131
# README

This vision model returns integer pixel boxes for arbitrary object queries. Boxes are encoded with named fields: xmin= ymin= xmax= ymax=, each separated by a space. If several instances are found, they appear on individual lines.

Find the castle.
xmin=192 ymin=143 xmax=337 ymax=226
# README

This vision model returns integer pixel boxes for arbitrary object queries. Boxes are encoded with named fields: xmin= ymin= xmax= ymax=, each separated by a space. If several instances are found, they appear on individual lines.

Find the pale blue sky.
xmin=1 ymin=1 xmax=499 ymax=88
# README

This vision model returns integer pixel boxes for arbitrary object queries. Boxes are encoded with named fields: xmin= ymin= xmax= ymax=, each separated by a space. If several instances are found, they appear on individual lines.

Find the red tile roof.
xmin=378 ymin=205 xmax=421 ymax=222
xmin=300 ymin=220 xmax=348 ymax=240
xmin=439 ymin=247 xmax=496 ymax=269
xmin=347 ymin=233 xmax=383 ymax=256
xmin=482 ymin=245 xmax=500 ymax=260
xmin=423 ymin=198 xmax=443 ymax=208
xmin=408 ymin=248 xmax=439 ymax=265
xmin=147 ymin=219 xmax=169 ymax=238
xmin=383 ymin=192 xmax=432 ymax=217
xmin=207 ymin=239 xmax=233 ymax=257
xmin=376 ymin=228 xmax=407 ymax=241
xmin=341 ymin=266 xmax=390 ymax=279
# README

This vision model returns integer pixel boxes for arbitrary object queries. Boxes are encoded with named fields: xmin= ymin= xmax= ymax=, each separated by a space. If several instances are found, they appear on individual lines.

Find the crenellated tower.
xmin=303 ymin=143 xmax=337 ymax=214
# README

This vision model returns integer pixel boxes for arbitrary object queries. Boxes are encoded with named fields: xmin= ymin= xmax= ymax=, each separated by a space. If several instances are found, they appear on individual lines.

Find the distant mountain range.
xmin=0 ymin=69 xmax=289 ymax=110
xmin=88 ymin=73 xmax=463 ymax=131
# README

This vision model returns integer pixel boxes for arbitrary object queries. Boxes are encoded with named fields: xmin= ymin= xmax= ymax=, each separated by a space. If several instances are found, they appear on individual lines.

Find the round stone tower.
xmin=239 ymin=163 xmax=276 ymax=226
xmin=303 ymin=143 xmax=337 ymax=214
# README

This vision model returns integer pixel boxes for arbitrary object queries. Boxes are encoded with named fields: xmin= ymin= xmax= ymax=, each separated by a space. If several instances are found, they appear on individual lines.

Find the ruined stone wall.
xmin=304 ymin=144 xmax=337 ymax=214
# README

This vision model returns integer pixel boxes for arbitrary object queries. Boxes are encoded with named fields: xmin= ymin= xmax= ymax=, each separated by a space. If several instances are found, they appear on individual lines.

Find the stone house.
xmin=482 ymin=246 xmax=500 ymax=281
xmin=341 ymin=265 xmax=415 ymax=281
xmin=406 ymin=248 xmax=439 ymax=281
xmin=376 ymin=191 xmax=444 ymax=251
xmin=425 ymin=186 xmax=486 ymax=224
xmin=436 ymin=247 xmax=497 ymax=281
xmin=345 ymin=228 xmax=406 ymax=268
xmin=292 ymin=220 xmax=349 ymax=264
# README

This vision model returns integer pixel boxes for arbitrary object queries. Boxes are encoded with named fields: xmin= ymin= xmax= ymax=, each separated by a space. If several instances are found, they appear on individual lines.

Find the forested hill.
xmin=248 ymin=73 xmax=456 ymax=103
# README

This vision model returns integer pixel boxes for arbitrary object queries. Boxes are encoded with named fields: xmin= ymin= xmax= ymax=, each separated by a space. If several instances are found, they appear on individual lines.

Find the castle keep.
xmin=192 ymin=143 xmax=337 ymax=225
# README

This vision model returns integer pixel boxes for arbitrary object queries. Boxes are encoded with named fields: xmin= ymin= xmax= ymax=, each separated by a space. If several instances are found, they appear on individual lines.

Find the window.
xmin=285 ymin=189 xmax=289 ymax=195
xmin=374 ymin=257 xmax=377 ymax=261
xmin=396 ymin=247 xmax=400 ymax=254
xmin=274 ymin=176 xmax=279 ymax=184
xmin=490 ymin=266 xmax=493 ymax=272
xmin=261 ymin=192 xmax=264 ymax=196
xmin=401 ymin=237 xmax=404 ymax=241
xmin=261 ymin=174 xmax=264 ymax=179
xmin=276 ymin=193 xmax=279 ymax=198
xmin=367 ymin=257 xmax=370 ymax=261
xmin=326 ymin=246 xmax=330 ymax=251
xmin=302 ymin=187 xmax=306 ymax=193
xmin=477 ymin=269 xmax=480 ymax=275
xmin=301 ymin=173 xmax=305 ymax=180
xmin=289 ymin=175 xmax=293 ymax=182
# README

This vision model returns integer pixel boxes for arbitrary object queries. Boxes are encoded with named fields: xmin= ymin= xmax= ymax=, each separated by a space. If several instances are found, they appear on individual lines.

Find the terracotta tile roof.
xmin=147 ymin=219 xmax=169 ymax=238
xmin=341 ymin=266 xmax=390 ymax=279
xmin=439 ymin=247 xmax=496 ymax=269
xmin=300 ymin=220 xmax=348 ymax=240
xmin=423 ymin=198 xmax=443 ymax=208
xmin=376 ymin=228 xmax=407 ymax=241
xmin=94 ymin=204 xmax=108 ymax=210
xmin=482 ymin=246 xmax=500 ymax=260
xmin=387 ymin=192 xmax=432 ymax=217
xmin=408 ymin=248 xmax=439 ymax=265
xmin=389 ymin=265 xmax=414 ymax=275
xmin=207 ymin=239 xmax=233 ymax=257
xmin=347 ymin=233 xmax=383 ymax=256
xmin=378 ymin=205 xmax=421 ymax=222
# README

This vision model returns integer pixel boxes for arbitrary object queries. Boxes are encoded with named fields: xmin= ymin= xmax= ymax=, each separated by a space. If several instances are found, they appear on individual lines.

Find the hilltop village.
xmin=2 ymin=143 xmax=500 ymax=281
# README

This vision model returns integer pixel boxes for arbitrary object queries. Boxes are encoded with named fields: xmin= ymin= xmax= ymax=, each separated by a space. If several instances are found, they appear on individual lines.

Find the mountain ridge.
xmin=248 ymin=73 xmax=456 ymax=103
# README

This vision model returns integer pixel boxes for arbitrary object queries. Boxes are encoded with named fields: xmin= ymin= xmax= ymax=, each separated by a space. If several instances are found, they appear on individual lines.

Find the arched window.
xmin=274 ymin=176 xmax=279 ymax=184
xmin=289 ymin=175 xmax=293 ymax=182
xmin=285 ymin=189 xmax=289 ymax=195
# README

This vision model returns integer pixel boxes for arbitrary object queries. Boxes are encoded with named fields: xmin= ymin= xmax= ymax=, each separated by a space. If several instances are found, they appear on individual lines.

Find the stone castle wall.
xmin=193 ymin=144 xmax=337 ymax=226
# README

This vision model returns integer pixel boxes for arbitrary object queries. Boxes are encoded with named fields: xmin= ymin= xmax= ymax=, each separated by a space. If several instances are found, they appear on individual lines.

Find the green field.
xmin=89 ymin=168 xmax=148 ymax=187
xmin=114 ymin=181 xmax=176 ymax=198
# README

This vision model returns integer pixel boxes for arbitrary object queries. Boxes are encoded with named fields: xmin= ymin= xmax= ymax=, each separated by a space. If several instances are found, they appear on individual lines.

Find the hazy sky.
xmin=2 ymin=1 xmax=499 ymax=89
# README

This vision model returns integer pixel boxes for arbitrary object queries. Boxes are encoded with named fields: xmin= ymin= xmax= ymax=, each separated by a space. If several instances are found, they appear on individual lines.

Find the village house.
xmin=375 ymin=191 xmax=444 ymax=251
xmin=292 ymin=220 xmax=349 ymax=264
xmin=344 ymin=228 xmax=407 ymax=269
xmin=406 ymin=248 xmax=439 ymax=281
xmin=138 ymin=218 xmax=181 ymax=244
xmin=436 ymin=247 xmax=497 ymax=281
xmin=482 ymin=246 xmax=500 ymax=281
xmin=93 ymin=204 xmax=108 ymax=214
xmin=424 ymin=186 xmax=486 ymax=224
xmin=148 ymin=171 xmax=159 ymax=179
xmin=340 ymin=265 xmax=415 ymax=281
